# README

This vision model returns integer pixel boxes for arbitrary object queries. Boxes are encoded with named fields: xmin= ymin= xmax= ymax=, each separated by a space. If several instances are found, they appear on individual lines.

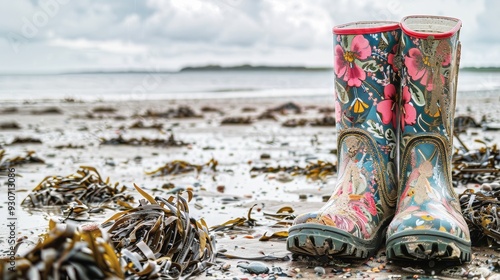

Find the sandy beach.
xmin=0 ymin=94 xmax=499 ymax=279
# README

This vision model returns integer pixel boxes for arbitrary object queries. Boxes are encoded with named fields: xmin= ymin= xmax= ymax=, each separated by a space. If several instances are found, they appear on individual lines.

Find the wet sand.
xmin=0 ymin=96 xmax=499 ymax=279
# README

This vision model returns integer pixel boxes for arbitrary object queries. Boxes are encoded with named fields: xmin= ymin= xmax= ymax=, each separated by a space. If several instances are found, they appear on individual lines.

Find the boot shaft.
xmin=399 ymin=16 xmax=462 ymax=157
xmin=333 ymin=22 xmax=401 ymax=208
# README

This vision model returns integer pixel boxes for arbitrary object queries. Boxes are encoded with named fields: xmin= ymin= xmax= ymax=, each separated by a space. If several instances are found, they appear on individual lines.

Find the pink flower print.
xmin=405 ymin=47 xmax=447 ymax=91
xmin=376 ymin=84 xmax=397 ymax=128
xmin=401 ymin=86 xmax=417 ymax=129
xmin=362 ymin=192 xmax=378 ymax=216
xmin=388 ymin=44 xmax=399 ymax=72
xmin=335 ymin=100 xmax=342 ymax=123
xmin=335 ymin=35 xmax=371 ymax=87
xmin=328 ymin=214 xmax=355 ymax=232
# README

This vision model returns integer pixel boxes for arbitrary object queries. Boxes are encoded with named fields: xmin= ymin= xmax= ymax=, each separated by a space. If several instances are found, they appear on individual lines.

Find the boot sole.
xmin=386 ymin=231 xmax=471 ymax=263
xmin=287 ymin=220 xmax=390 ymax=259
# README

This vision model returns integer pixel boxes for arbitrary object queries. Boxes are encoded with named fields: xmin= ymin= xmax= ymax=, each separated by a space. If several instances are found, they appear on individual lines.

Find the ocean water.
xmin=0 ymin=70 xmax=498 ymax=103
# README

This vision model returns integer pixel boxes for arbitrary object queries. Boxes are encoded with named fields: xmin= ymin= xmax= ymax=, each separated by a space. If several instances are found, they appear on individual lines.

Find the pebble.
xmin=314 ymin=266 xmax=326 ymax=276
xmin=276 ymin=171 xmax=294 ymax=183
xmin=236 ymin=261 xmax=269 ymax=274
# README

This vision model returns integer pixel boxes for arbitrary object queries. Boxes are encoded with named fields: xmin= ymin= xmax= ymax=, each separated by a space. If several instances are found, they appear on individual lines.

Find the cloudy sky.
xmin=0 ymin=0 xmax=498 ymax=74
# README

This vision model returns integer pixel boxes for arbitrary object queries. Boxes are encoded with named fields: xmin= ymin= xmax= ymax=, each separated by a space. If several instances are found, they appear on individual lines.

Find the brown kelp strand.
xmin=0 ymin=150 xmax=45 ymax=169
xmin=282 ymin=119 xmax=308 ymax=127
xmin=7 ymin=137 xmax=42 ymax=145
xmin=270 ymin=102 xmax=302 ymax=114
xmin=30 ymin=106 xmax=63 ymax=115
xmin=104 ymin=184 xmax=216 ymax=279
xmin=53 ymin=144 xmax=85 ymax=149
xmin=282 ymin=117 xmax=336 ymax=128
xmin=21 ymin=166 xmax=134 ymax=210
xmin=0 ymin=221 xmax=123 ymax=280
xmin=220 ymin=116 xmax=253 ymax=125
xmin=100 ymin=134 xmax=188 ymax=147
xmin=310 ymin=116 xmax=336 ymax=127
xmin=452 ymin=141 xmax=500 ymax=186
xmin=0 ymin=121 xmax=21 ymax=129
xmin=460 ymin=187 xmax=500 ymax=246
xmin=250 ymin=160 xmax=337 ymax=181
xmin=454 ymin=116 xmax=481 ymax=134
xmin=256 ymin=110 xmax=278 ymax=121
xmin=146 ymin=159 xmax=217 ymax=177
xmin=92 ymin=106 xmax=117 ymax=113
xmin=128 ymin=120 xmax=163 ymax=130
xmin=138 ymin=106 xmax=201 ymax=119
xmin=263 ymin=206 xmax=296 ymax=227
xmin=209 ymin=204 xmax=259 ymax=232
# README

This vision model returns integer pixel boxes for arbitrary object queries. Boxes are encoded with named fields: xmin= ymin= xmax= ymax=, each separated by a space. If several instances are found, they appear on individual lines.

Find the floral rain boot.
xmin=287 ymin=22 xmax=401 ymax=258
xmin=386 ymin=16 xmax=471 ymax=262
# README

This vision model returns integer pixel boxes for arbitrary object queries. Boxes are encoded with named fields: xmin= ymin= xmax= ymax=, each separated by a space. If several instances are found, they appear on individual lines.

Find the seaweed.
xmin=92 ymin=106 xmax=117 ymax=113
xmin=200 ymin=106 xmax=223 ymax=114
xmin=460 ymin=187 xmax=500 ymax=246
xmin=270 ymin=102 xmax=302 ymax=114
xmin=209 ymin=204 xmax=259 ymax=232
xmin=282 ymin=116 xmax=336 ymax=127
xmin=104 ymin=184 xmax=216 ymax=279
xmin=452 ymin=141 xmax=500 ymax=186
xmin=21 ymin=166 xmax=134 ymax=211
xmin=128 ymin=120 xmax=163 ymax=130
xmin=282 ymin=119 xmax=308 ymax=127
xmin=145 ymin=159 xmax=217 ymax=177
xmin=310 ymin=116 xmax=336 ymax=127
xmin=53 ymin=144 xmax=85 ymax=149
xmin=256 ymin=110 xmax=278 ymax=121
xmin=8 ymin=137 xmax=42 ymax=145
xmin=0 ymin=222 xmax=123 ymax=280
xmin=250 ymin=160 xmax=337 ymax=181
xmin=100 ymin=134 xmax=188 ymax=147
xmin=0 ymin=150 xmax=45 ymax=170
xmin=220 ymin=116 xmax=253 ymax=125
xmin=0 ymin=122 xmax=21 ymax=129
xmin=140 ymin=106 xmax=201 ymax=119
xmin=31 ymin=107 xmax=63 ymax=115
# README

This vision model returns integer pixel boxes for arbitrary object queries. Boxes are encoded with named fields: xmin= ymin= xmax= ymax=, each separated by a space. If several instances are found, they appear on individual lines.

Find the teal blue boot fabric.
xmin=287 ymin=21 xmax=400 ymax=258
xmin=386 ymin=15 xmax=471 ymax=262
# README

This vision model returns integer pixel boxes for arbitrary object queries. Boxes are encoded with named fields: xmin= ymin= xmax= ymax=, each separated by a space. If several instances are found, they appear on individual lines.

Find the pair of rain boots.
xmin=287 ymin=15 xmax=471 ymax=263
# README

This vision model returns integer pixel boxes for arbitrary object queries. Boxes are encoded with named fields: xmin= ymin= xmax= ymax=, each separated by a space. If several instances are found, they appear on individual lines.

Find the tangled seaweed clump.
xmin=452 ymin=140 xmax=500 ymax=186
xmin=21 ymin=166 xmax=134 ymax=210
xmin=140 ymin=106 xmax=201 ymax=119
xmin=0 ymin=150 xmax=45 ymax=169
xmin=250 ymin=160 xmax=337 ymax=181
xmin=100 ymin=134 xmax=188 ymax=147
xmin=146 ymin=158 xmax=217 ymax=177
xmin=103 ymin=184 xmax=216 ymax=279
xmin=460 ymin=186 xmax=500 ymax=246
xmin=0 ymin=221 xmax=123 ymax=280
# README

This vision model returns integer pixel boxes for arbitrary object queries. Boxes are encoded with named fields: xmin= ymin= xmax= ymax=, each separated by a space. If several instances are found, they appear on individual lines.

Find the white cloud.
xmin=48 ymin=38 xmax=148 ymax=54
xmin=0 ymin=0 xmax=499 ymax=73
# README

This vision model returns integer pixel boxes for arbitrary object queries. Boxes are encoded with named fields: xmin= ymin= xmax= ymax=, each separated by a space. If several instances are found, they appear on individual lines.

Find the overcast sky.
xmin=0 ymin=0 xmax=498 ymax=74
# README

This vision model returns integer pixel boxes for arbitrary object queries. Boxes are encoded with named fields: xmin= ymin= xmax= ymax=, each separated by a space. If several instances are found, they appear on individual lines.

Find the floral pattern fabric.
xmin=293 ymin=28 xmax=401 ymax=239
xmin=387 ymin=27 xmax=470 ymax=241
